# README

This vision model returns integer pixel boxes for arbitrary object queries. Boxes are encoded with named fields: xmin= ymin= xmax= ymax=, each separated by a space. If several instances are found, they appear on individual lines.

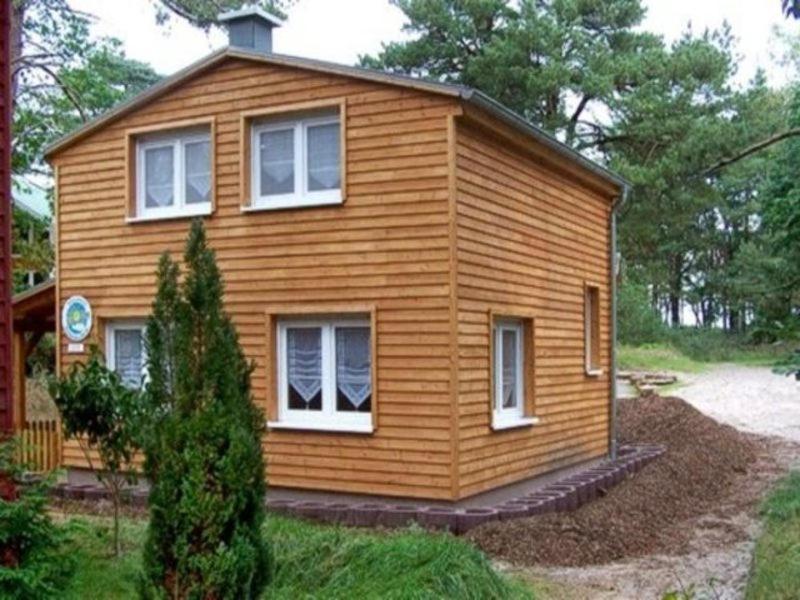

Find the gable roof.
xmin=44 ymin=47 xmax=629 ymax=191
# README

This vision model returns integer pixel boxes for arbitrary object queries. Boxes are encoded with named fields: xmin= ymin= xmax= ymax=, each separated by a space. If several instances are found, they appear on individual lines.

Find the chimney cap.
xmin=218 ymin=5 xmax=284 ymax=28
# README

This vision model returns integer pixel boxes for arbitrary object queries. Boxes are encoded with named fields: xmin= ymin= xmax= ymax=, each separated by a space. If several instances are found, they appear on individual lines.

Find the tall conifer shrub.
xmin=140 ymin=220 xmax=269 ymax=599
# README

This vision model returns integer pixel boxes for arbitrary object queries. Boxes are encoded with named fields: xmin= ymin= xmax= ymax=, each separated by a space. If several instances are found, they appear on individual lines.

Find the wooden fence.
xmin=17 ymin=419 xmax=61 ymax=472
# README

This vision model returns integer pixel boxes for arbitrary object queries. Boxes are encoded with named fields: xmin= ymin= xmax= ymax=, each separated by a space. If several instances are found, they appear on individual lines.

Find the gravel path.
xmin=518 ymin=364 xmax=800 ymax=599
xmin=679 ymin=364 xmax=800 ymax=442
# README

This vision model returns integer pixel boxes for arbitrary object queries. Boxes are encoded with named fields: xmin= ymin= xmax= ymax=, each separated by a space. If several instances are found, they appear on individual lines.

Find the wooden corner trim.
xmin=446 ymin=113 xmax=460 ymax=499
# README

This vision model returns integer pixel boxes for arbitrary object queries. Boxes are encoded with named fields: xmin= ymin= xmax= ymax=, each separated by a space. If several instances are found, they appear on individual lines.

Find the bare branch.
xmin=35 ymin=64 xmax=88 ymax=122
xmin=705 ymin=128 xmax=800 ymax=175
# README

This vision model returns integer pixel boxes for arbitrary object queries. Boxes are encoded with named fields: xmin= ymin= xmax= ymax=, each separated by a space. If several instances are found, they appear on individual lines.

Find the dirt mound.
xmin=466 ymin=395 xmax=762 ymax=567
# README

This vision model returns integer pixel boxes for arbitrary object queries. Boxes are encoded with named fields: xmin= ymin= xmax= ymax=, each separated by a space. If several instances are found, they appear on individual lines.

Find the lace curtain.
xmin=336 ymin=327 xmax=371 ymax=409
xmin=287 ymin=328 xmax=322 ymax=404
xmin=115 ymin=329 xmax=143 ymax=388
xmin=307 ymin=123 xmax=340 ymax=191
xmin=502 ymin=329 xmax=517 ymax=408
xmin=144 ymin=146 xmax=174 ymax=208
xmin=260 ymin=129 xmax=295 ymax=195
xmin=185 ymin=140 xmax=211 ymax=204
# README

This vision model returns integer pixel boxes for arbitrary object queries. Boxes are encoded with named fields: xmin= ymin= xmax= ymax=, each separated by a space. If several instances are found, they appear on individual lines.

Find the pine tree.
xmin=140 ymin=219 xmax=269 ymax=599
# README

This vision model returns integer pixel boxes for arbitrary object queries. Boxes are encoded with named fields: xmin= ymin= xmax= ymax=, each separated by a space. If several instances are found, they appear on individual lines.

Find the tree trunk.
xmin=669 ymin=293 xmax=681 ymax=328
xmin=668 ymin=254 xmax=684 ymax=328
xmin=9 ymin=1 xmax=24 ymax=103
xmin=113 ymin=492 xmax=121 ymax=557
xmin=728 ymin=308 xmax=741 ymax=334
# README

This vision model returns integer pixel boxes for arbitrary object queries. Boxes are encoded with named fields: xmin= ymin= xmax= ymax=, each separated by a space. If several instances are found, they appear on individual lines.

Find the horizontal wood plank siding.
xmin=53 ymin=58 xmax=460 ymax=500
xmin=454 ymin=120 xmax=614 ymax=499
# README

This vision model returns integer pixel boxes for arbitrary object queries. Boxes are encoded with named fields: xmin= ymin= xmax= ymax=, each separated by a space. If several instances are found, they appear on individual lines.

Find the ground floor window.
xmin=493 ymin=319 xmax=524 ymax=427
xmin=275 ymin=317 xmax=372 ymax=432
xmin=105 ymin=320 xmax=147 ymax=388
xmin=491 ymin=315 xmax=538 ymax=431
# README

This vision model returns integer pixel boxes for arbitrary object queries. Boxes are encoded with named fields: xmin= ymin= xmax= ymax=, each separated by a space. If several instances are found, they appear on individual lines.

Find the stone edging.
xmin=267 ymin=444 xmax=665 ymax=533
xmin=50 ymin=443 xmax=665 ymax=534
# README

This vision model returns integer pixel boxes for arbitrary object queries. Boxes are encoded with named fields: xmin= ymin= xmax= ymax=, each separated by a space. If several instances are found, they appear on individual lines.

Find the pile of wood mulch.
xmin=466 ymin=395 xmax=766 ymax=567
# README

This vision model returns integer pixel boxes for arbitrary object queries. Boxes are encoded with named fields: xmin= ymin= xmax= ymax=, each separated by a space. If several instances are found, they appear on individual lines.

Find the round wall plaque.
xmin=61 ymin=296 xmax=93 ymax=342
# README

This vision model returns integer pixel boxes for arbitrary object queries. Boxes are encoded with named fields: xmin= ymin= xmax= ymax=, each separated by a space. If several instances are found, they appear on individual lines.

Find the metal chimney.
xmin=218 ymin=6 xmax=284 ymax=54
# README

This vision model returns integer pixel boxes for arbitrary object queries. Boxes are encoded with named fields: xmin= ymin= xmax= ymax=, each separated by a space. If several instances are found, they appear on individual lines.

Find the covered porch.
xmin=11 ymin=279 xmax=60 ymax=470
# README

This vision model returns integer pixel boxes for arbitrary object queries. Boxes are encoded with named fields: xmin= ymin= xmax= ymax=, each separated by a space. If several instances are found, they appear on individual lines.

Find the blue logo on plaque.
xmin=62 ymin=296 xmax=92 ymax=342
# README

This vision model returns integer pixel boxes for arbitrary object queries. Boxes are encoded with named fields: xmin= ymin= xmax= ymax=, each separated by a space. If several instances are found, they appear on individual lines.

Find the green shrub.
xmin=666 ymin=328 xmax=786 ymax=364
xmin=49 ymin=349 xmax=142 ymax=556
xmin=617 ymin=278 xmax=667 ymax=346
xmin=0 ymin=439 xmax=73 ymax=598
xmin=140 ymin=220 xmax=269 ymax=599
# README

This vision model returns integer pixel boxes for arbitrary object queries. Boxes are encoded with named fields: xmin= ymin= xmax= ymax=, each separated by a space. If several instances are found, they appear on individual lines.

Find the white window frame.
xmin=270 ymin=317 xmax=372 ymax=434
xmin=105 ymin=320 xmax=147 ymax=389
xmin=135 ymin=130 xmax=212 ymax=221
xmin=249 ymin=113 xmax=342 ymax=211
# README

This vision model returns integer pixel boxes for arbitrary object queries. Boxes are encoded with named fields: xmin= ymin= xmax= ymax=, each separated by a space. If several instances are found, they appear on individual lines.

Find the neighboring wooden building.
xmin=45 ymin=9 xmax=628 ymax=501
xmin=0 ymin=0 xmax=14 ymax=433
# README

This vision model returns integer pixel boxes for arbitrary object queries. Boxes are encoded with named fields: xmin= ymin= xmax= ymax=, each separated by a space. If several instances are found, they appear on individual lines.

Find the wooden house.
xmin=44 ymin=8 xmax=628 ymax=501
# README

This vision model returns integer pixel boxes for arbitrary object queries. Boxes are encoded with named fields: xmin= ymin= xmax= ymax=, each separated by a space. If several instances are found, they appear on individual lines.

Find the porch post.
xmin=11 ymin=328 xmax=25 ymax=430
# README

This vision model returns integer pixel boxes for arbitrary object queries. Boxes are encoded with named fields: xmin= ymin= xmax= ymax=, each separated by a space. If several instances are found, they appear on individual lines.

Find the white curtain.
xmin=260 ymin=129 xmax=294 ymax=195
xmin=287 ymin=328 xmax=322 ymax=404
xmin=336 ymin=327 xmax=371 ymax=409
xmin=307 ymin=123 xmax=340 ymax=191
xmin=185 ymin=140 xmax=211 ymax=204
xmin=502 ymin=329 xmax=517 ymax=408
xmin=145 ymin=146 xmax=174 ymax=208
xmin=115 ymin=329 xmax=143 ymax=388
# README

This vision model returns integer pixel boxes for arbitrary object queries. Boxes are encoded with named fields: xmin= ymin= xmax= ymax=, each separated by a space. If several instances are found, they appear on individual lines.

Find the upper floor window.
xmin=136 ymin=129 xmax=212 ymax=220
xmin=106 ymin=320 xmax=147 ymax=389
xmin=250 ymin=112 xmax=341 ymax=210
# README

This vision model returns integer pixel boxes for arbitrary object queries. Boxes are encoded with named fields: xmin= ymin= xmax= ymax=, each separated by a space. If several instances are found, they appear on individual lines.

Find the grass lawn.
xmin=746 ymin=471 xmax=800 ymax=599
xmin=618 ymin=343 xmax=708 ymax=373
xmin=58 ymin=513 xmax=535 ymax=599
xmin=618 ymin=340 xmax=786 ymax=374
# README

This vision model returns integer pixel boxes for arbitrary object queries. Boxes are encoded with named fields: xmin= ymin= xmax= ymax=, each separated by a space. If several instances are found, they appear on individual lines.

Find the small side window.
xmin=585 ymin=285 xmax=601 ymax=374
xmin=492 ymin=319 xmax=524 ymax=429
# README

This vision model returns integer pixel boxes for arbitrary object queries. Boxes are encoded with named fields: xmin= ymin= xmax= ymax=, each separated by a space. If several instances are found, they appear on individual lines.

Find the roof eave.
xmin=43 ymin=48 xmax=231 ymax=160
xmin=461 ymin=90 xmax=630 ymax=192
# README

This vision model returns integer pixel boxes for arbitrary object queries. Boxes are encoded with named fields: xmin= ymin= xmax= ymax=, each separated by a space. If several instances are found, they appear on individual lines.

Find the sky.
xmin=68 ymin=0 xmax=797 ymax=88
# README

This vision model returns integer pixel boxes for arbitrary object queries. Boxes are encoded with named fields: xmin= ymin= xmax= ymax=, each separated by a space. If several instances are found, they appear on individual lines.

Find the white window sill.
xmin=491 ymin=416 xmax=540 ymax=431
xmin=585 ymin=368 xmax=604 ymax=377
xmin=127 ymin=206 xmax=212 ymax=224
xmin=267 ymin=420 xmax=373 ymax=434
xmin=242 ymin=195 xmax=342 ymax=213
